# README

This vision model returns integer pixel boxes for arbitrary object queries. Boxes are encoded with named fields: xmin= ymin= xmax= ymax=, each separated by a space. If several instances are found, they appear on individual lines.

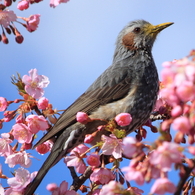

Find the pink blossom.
xmin=0 ymin=133 xmax=13 ymax=157
xmin=0 ymin=183 xmax=4 ymax=195
xmin=15 ymin=114 xmax=25 ymax=123
xmin=26 ymin=115 xmax=49 ymax=134
xmin=64 ymin=153 xmax=87 ymax=174
xmin=76 ymin=112 xmax=90 ymax=124
xmin=7 ymin=168 xmax=37 ymax=191
xmin=153 ymin=92 xmax=166 ymax=112
xmin=86 ymin=153 xmax=100 ymax=167
xmin=150 ymin=141 xmax=183 ymax=171
xmin=172 ymin=116 xmax=191 ymax=134
xmin=99 ymin=181 xmax=124 ymax=195
xmin=188 ymin=146 xmax=195 ymax=155
xmin=0 ymin=97 xmax=8 ymax=111
xmin=50 ymin=181 xmax=77 ymax=195
xmin=3 ymin=110 xmax=16 ymax=122
xmin=122 ymin=137 xmax=140 ymax=158
xmin=46 ymin=183 xmax=58 ymax=191
xmin=37 ymin=97 xmax=49 ymax=109
xmin=176 ymin=80 xmax=195 ymax=102
xmin=12 ymin=123 xmax=33 ymax=143
xmin=90 ymin=168 xmax=115 ymax=185
xmin=5 ymin=151 xmax=31 ymax=168
xmin=171 ymin=105 xmax=183 ymax=117
xmin=84 ymin=134 xmax=94 ymax=144
xmin=70 ymin=144 xmax=89 ymax=156
xmin=150 ymin=178 xmax=176 ymax=195
xmin=17 ymin=0 xmax=29 ymax=10
xmin=122 ymin=162 xmax=144 ymax=185
xmin=26 ymin=14 xmax=40 ymax=32
xmin=185 ymin=64 xmax=195 ymax=82
xmin=22 ymin=69 xmax=49 ymax=99
xmin=50 ymin=0 xmax=69 ymax=8
xmin=36 ymin=140 xmax=52 ymax=154
xmin=0 ymin=10 xmax=17 ymax=28
xmin=115 ymin=113 xmax=132 ymax=126
xmin=101 ymin=134 xmax=123 ymax=159
xmin=161 ymin=67 xmax=175 ymax=86
xmin=160 ymin=86 xmax=179 ymax=107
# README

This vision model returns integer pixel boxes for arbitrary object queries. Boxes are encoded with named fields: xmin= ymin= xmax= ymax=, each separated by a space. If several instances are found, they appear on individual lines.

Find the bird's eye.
xmin=133 ymin=27 xmax=141 ymax=33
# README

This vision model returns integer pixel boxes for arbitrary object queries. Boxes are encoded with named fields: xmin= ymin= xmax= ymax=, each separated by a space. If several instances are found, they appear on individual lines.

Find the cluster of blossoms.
xmin=1 ymin=51 xmax=195 ymax=195
xmin=0 ymin=7 xmax=40 ymax=44
xmin=0 ymin=69 xmax=58 ymax=194
xmin=0 ymin=0 xmax=71 ymax=44
xmin=156 ymin=50 xmax=195 ymax=144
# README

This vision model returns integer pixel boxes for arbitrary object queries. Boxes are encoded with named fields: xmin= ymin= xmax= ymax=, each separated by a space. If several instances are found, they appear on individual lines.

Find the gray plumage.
xmin=25 ymin=20 xmax=173 ymax=194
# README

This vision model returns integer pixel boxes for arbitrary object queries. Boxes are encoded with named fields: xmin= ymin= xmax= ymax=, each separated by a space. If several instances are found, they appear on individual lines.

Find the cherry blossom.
xmin=46 ymin=183 xmax=58 ymax=191
xmin=70 ymin=144 xmax=89 ymax=156
xmin=37 ymin=97 xmax=49 ymax=109
xmin=99 ymin=180 xmax=124 ymax=195
xmin=172 ymin=116 xmax=191 ymax=134
xmin=90 ymin=168 xmax=115 ymax=185
xmin=149 ymin=142 xmax=183 ymax=172
xmin=86 ymin=153 xmax=101 ymax=167
xmin=22 ymin=69 xmax=50 ymax=99
xmin=49 ymin=181 xmax=77 ymax=195
xmin=50 ymin=0 xmax=69 ymax=8
xmin=122 ymin=161 xmax=145 ymax=185
xmin=26 ymin=115 xmax=49 ymax=134
xmin=12 ymin=123 xmax=33 ymax=143
xmin=0 ymin=97 xmax=8 ymax=112
xmin=0 ymin=184 xmax=4 ymax=195
xmin=17 ymin=0 xmax=29 ymax=10
xmin=122 ymin=136 xmax=141 ymax=158
xmin=76 ymin=112 xmax=91 ymax=124
xmin=150 ymin=178 xmax=176 ymax=195
xmin=64 ymin=152 xmax=87 ymax=174
xmin=0 ymin=133 xmax=13 ymax=157
xmin=7 ymin=168 xmax=37 ymax=192
xmin=5 ymin=151 xmax=31 ymax=168
xmin=36 ymin=140 xmax=52 ymax=155
xmin=101 ymin=134 xmax=123 ymax=159
xmin=0 ymin=10 xmax=17 ymax=28
xmin=26 ymin=14 xmax=41 ymax=32
xmin=115 ymin=113 xmax=132 ymax=126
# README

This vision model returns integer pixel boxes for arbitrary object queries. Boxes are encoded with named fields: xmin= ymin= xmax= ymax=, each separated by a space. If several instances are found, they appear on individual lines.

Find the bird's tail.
xmin=25 ymin=147 xmax=62 ymax=195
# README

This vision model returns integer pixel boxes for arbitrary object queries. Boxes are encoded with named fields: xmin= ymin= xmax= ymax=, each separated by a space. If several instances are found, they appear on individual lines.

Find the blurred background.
xmin=1 ymin=0 xmax=195 ymax=194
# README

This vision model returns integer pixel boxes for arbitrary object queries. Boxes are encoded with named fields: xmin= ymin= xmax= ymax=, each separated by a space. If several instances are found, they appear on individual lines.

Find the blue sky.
xmin=1 ymin=0 xmax=195 ymax=194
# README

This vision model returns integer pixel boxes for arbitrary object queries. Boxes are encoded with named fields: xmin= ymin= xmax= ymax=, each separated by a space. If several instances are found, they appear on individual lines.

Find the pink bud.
xmin=36 ymin=141 xmax=52 ymax=154
xmin=84 ymin=134 xmax=94 ymax=144
xmin=172 ymin=116 xmax=191 ymax=134
xmin=17 ymin=0 xmax=29 ymax=10
xmin=46 ymin=183 xmax=58 ymax=191
xmin=115 ymin=113 xmax=132 ymax=126
xmin=171 ymin=105 xmax=182 ymax=117
xmin=37 ymin=97 xmax=49 ymax=109
xmin=86 ymin=153 xmax=100 ymax=167
xmin=0 ymin=97 xmax=8 ymax=111
xmin=76 ymin=112 xmax=90 ymax=124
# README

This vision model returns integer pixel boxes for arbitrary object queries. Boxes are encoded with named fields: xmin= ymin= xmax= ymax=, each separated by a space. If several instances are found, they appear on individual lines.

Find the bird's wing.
xmin=35 ymin=59 xmax=134 ymax=147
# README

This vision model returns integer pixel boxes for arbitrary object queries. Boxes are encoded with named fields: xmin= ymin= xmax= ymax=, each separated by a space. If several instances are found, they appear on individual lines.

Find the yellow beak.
xmin=152 ymin=22 xmax=174 ymax=33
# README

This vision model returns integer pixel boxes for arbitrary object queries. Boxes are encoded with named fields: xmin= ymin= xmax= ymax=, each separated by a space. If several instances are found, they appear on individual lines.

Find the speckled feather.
xmin=25 ymin=20 xmax=173 ymax=195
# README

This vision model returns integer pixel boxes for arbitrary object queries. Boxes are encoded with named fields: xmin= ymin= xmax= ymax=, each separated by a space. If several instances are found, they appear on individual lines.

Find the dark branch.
xmin=174 ymin=162 xmax=195 ymax=195
xmin=69 ymin=166 xmax=93 ymax=191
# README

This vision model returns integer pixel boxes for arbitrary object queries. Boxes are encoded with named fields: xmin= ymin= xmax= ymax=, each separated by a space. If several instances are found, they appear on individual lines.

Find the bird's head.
xmin=116 ymin=20 xmax=173 ymax=53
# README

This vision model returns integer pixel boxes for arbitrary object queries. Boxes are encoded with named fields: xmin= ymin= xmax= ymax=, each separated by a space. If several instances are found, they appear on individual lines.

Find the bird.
xmin=25 ymin=20 xmax=173 ymax=194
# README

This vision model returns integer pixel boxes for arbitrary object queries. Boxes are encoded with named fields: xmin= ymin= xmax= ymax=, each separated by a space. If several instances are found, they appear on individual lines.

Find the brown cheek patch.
xmin=122 ymin=32 xmax=137 ymax=50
